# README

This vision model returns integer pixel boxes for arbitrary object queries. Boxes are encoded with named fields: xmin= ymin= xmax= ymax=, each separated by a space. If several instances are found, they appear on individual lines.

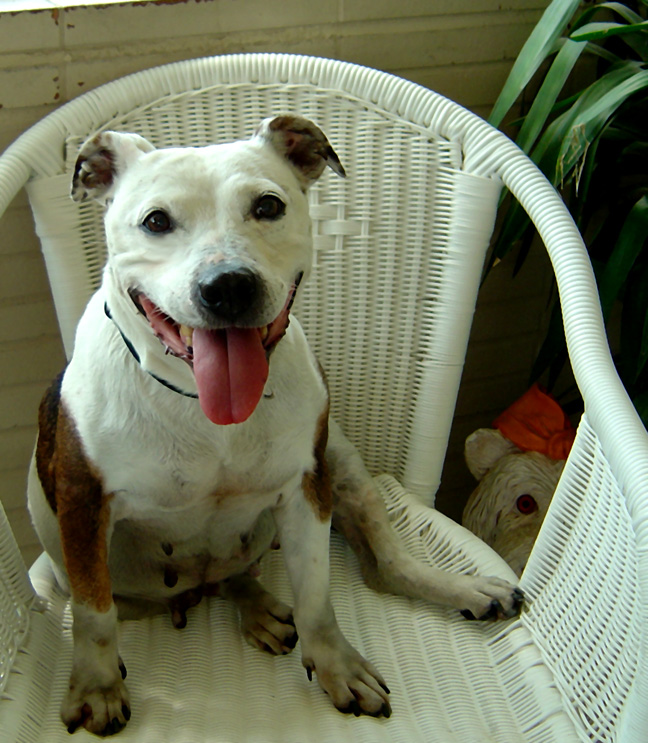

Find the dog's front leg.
xmin=37 ymin=385 xmax=130 ymax=736
xmin=274 ymin=461 xmax=391 ymax=717
xmin=58 ymin=488 xmax=129 ymax=737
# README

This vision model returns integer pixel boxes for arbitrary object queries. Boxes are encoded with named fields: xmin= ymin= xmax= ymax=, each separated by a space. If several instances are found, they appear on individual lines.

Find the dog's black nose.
xmin=197 ymin=266 xmax=260 ymax=322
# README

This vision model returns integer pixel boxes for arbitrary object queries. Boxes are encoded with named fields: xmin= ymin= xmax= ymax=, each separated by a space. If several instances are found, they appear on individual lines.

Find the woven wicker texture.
xmin=522 ymin=415 xmax=641 ymax=741
xmin=0 ymin=53 xmax=647 ymax=742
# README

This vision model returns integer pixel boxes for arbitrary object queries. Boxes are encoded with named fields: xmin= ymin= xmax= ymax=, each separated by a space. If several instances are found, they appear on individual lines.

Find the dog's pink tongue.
xmin=192 ymin=327 xmax=268 ymax=425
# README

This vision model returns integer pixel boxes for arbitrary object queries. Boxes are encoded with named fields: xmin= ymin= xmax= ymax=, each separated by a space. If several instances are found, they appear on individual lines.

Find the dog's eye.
xmin=252 ymin=195 xmax=285 ymax=221
xmin=142 ymin=210 xmax=173 ymax=234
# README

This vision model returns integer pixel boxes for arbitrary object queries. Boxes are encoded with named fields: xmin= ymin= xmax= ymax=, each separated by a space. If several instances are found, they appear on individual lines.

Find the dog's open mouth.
xmin=132 ymin=278 xmax=300 ymax=426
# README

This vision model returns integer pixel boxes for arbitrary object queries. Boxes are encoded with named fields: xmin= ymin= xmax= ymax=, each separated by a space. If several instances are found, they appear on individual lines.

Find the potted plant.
xmin=489 ymin=0 xmax=648 ymax=422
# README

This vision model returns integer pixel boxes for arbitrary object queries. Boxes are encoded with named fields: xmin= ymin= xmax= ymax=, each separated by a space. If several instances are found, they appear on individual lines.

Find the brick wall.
xmin=0 ymin=0 xmax=551 ymax=565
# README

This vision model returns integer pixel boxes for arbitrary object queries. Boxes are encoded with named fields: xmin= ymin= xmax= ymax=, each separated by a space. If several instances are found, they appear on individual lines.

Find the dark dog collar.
xmin=104 ymin=302 xmax=199 ymax=399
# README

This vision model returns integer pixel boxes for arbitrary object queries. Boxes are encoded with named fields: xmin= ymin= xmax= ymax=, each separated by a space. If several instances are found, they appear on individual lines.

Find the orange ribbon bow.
xmin=493 ymin=383 xmax=575 ymax=460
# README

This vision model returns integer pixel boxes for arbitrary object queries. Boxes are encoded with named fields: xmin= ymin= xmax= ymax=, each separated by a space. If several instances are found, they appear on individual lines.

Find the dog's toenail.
xmin=161 ymin=542 xmax=173 ymax=556
xmin=341 ymin=700 xmax=362 ymax=716
xmin=479 ymin=600 xmax=501 ymax=620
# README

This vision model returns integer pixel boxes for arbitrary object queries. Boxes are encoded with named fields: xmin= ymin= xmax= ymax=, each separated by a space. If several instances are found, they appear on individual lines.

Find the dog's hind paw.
xmin=457 ymin=576 xmax=524 ymax=621
xmin=220 ymin=574 xmax=298 ymax=655
xmin=240 ymin=593 xmax=298 ymax=656
xmin=62 ymin=679 xmax=131 ymax=736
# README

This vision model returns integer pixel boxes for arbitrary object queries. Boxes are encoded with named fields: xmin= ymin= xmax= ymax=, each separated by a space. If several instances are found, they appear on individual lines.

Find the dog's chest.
xmin=99 ymin=399 xmax=315 ymax=516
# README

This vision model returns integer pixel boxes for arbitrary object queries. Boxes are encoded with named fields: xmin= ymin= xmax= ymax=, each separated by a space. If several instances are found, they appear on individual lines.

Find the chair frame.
xmin=0 ymin=53 xmax=646 ymax=743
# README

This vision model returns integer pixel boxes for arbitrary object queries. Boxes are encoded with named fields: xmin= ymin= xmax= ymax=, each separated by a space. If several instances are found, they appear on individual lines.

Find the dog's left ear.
xmin=255 ymin=115 xmax=346 ymax=188
xmin=72 ymin=131 xmax=156 ymax=204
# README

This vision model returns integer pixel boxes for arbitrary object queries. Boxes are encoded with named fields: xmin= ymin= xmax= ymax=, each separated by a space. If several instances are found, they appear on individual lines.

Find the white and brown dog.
xmin=27 ymin=116 xmax=523 ymax=736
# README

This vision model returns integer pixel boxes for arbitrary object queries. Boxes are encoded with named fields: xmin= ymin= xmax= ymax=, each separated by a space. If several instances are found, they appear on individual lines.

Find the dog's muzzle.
xmin=131 ymin=273 xmax=302 ymax=426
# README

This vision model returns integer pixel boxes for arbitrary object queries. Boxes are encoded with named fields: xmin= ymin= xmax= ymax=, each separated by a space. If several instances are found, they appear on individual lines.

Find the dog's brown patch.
xmin=36 ymin=372 xmax=113 ymax=612
xmin=36 ymin=370 xmax=65 ymax=513
xmin=302 ymin=404 xmax=332 ymax=521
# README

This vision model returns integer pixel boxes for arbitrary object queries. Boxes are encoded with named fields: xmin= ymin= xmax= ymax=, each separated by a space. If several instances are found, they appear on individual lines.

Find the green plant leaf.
xmin=571 ymin=20 xmax=648 ymax=41
xmin=570 ymin=18 xmax=648 ymax=58
xmin=490 ymin=64 xmax=646 ymax=271
xmin=516 ymin=38 xmax=588 ymax=154
xmin=568 ymin=2 xmax=648 ymax=61
xmin=488 ymin=0 xmax=582 ymax=127
xmin=555 ymin=69 xmax=648 ymax=184
xmin=528 ymin=61 xmax=640 ymax=175
xmin=598 ymin=195 xmax=648 ymax=321
xmin=489 ymin=0 xmax=648 ymax=415
xmin=573 ymin=132 xmax=601 ymax=221
xmin=571 ymin=2 xmax=646 ymax=31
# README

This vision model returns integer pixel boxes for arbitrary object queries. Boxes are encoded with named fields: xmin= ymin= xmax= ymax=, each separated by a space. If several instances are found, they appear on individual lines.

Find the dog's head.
xmin=72 ymin=115 xmax=345 ymax=425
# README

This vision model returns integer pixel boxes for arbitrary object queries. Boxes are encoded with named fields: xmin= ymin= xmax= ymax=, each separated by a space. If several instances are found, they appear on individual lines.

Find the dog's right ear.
xmin=71 ymin=131 xmax=155 ymax=203
xmin=254 ymin=115 xmax=346 ymax=189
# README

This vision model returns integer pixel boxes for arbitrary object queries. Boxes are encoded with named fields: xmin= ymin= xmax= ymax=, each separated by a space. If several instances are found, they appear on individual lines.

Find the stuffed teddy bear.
xmin=461 ymin=384 xmax=575 ymax=577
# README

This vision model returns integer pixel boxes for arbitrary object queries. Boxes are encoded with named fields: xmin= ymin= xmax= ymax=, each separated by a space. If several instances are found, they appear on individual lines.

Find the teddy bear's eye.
xmin=516 ymin=494 xmax=538 ymax=514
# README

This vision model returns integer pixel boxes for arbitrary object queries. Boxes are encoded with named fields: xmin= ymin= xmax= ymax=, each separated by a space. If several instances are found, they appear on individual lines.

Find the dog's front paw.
xmin=302 ymin=633 xmax=391 ymax=717
xmin=62 ymin=677 xmax=131 ymax=736
xmin=456 ymin=576 xmax=524 ymax=621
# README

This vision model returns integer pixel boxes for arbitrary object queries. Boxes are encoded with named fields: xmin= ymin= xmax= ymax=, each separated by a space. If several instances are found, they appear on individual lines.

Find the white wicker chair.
xmin=0 ymin=53 xmax=646 ymax=743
